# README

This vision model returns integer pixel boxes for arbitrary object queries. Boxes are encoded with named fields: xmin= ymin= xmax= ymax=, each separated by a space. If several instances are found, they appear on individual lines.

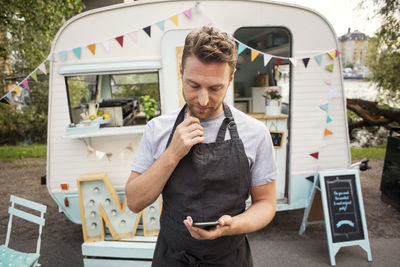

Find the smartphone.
xmin=193 ymin=221 xmax=219 ymax=230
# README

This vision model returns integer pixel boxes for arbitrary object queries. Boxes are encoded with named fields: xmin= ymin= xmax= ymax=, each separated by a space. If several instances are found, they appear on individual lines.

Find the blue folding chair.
xmin=0 ymin=195 xmax=47 ymax=267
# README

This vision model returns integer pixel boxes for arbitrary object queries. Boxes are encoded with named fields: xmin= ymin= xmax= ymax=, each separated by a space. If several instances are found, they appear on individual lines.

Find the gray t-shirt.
xmin=131 ymin=105 xmax=277 ymax=186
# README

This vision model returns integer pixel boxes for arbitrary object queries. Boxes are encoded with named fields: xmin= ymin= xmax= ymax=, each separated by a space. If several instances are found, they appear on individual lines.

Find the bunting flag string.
xmin=0 ymin=56 xmax=49 ymax=104
xmin=1 ymin=5 xmax=197 ymax=103
xmin=83 ymin=140 xmax=135 ymax=161
xmin=1 ymin=3 xmax=341 ymax=105
xmin=233 ymin=35 xmax=338 ymax=68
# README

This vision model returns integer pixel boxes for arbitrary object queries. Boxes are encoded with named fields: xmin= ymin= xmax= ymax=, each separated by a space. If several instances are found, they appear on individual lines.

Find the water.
xmin=343 ymin=80 xmax=378 ymax=101
xmin=343 ymin=80 xmax=388 ymax=147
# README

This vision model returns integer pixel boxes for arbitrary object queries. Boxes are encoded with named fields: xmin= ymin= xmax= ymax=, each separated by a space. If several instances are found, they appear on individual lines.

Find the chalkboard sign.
xmin=300 ymin=170 xmax=372 ymax=265
xmin=269 ymin=131 xmax=284 ymax=148
xmin=324 ymin=174 xmax=364 ymax=243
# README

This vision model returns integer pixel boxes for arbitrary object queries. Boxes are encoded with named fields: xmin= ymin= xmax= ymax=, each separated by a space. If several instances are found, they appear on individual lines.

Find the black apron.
xmin=152 ymin=103 xmax=253 ymax=267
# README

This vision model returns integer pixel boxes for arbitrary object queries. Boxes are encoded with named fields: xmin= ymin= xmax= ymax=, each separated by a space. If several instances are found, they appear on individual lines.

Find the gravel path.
xmin=0 ymin=158 xmax=399 ymax=266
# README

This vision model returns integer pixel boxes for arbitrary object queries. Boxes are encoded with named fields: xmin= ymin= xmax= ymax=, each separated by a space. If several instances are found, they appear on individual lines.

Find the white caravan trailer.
xmin=47 ymin=0 xmax=351 ymax=265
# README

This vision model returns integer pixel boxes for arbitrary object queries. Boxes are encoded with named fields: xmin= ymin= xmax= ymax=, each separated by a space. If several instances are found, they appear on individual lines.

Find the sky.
xmin=277 ymin=0 xmax=381 ymax=37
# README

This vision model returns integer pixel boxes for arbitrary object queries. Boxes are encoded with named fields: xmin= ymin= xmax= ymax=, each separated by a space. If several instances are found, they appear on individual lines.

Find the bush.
xmin=0 ymin=81 xmax=48 ymax=145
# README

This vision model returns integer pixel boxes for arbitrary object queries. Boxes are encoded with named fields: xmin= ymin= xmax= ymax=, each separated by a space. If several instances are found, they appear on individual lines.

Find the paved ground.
xmin=0 ymin=158 xmax=399 ymax=266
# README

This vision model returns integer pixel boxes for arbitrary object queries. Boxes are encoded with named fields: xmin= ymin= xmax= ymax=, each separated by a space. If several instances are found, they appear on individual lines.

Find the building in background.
xmin=339 ymin=28 xmax=369 ymax=68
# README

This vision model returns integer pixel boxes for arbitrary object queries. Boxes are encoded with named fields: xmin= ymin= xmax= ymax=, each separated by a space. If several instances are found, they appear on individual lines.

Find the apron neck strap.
xmin=216 ymin=103 xmax=239 ymax=142
xmin=166 ymin=104 xmax=187 ymax=148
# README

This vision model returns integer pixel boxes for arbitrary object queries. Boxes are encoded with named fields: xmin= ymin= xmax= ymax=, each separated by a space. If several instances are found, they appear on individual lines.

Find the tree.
xmin=347 ymin=0 xmax=400 ymax=139
xmin=0 ymin=0 xmax=83 ymax=144
xmin=366 ymin=0 xmax=400 ymax=104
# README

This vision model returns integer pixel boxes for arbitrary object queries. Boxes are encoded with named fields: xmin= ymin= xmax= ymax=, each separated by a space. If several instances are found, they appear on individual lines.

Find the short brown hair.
xmin=181 ymin=26 xmax=237 ymax=74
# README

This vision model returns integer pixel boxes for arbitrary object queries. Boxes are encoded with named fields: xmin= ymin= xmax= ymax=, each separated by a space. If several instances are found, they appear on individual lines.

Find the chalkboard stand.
xmin=299 ymin=174 xmax=325 ymax=235
xmin=299 ymin=169 xmax=372 ymax=266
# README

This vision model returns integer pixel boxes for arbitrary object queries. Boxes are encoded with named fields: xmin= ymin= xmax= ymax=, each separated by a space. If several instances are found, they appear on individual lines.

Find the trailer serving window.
xmin=65 ymin=72 xmax=161 ymax=127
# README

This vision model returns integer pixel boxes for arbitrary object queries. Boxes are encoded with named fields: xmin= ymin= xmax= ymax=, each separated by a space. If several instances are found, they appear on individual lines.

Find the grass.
xmin=0 ymin=144 xmax=386 ymax=162
xmin=351 ymin=146 xmax=386 ymax=160
xmin=0 ymin=144 xmax=46 ymax=163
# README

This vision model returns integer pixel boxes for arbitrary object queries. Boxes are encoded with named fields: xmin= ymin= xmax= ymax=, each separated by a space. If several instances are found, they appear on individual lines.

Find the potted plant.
xmin=263 ymin=87 xmax=282 ymax=115
xmin=140 ymin=95 xmax=158 ymax=121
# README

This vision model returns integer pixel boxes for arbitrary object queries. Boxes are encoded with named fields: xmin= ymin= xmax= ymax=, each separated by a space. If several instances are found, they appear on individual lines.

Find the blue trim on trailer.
xmin=58 ymin=60 xmax=162 ymax=75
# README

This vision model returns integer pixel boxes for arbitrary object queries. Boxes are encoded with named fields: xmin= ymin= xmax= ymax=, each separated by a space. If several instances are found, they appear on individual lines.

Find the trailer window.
xmin=65 ymin=72 xmax=160 ymax=127
xmin=233 ymin=27 xmax=291 ymax=114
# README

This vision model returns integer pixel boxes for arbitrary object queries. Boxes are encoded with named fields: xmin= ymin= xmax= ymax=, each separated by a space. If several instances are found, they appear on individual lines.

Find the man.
xmin=125 ymin=26 xmax=277 ymax=266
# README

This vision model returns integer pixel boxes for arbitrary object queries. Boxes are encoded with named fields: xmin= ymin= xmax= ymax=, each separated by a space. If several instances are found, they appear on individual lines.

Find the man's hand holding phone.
xmin=183 ymin=215 xmax=233 ymax=240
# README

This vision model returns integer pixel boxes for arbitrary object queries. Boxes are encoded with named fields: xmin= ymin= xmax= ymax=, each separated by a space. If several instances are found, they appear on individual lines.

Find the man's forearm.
xmin=229 ymin=198 xmax=276 ymax=235
xmin=125 ymin=149 xmax=180 ymax=213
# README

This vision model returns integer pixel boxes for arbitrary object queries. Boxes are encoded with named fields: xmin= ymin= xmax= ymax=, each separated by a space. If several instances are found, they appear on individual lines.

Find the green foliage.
xmin=140 ymin=95 xmax=158 ymax=120
xmin=0 ymin=80 xmax=48 ymax=144
xmin=344 ymin=63 xmax=354 ymax=69
xmin=0 ymin=144 xmax=46 ymax=163
xmin=113 ymin=84 xmax=160 ymax=101
xmin=0 ymin=0 xmax=83 ymax=145
xmin=365 ymin=0 xmax=400 ymax=104
xmin=0 ymin=0 xmax=84 ymax=71
xmin=351 ymin=146 xmax=386 ymax=160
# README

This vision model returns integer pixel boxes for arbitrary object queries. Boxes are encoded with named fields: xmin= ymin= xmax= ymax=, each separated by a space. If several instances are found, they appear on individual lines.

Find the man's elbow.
xmin=125 ymin=186 xmax=143 ymax=214
xmin=126 ymin=196 xmax=143 ymax=214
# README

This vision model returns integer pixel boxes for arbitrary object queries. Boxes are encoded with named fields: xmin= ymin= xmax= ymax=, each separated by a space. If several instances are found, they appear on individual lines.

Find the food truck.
xmin=46 ymin=0 xmax=353 ymax=265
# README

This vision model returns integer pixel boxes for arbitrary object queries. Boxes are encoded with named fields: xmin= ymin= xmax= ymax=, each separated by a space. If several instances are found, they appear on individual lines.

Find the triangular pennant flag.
xmin=102 ymin=40 xmax=110 ymax=52
xmin=238 ymin=43 xmax=246 ymax=55
xmin=314 ymin=54 xmax=323 ymax=66
xmin=87 ymin=44 xmax=96 ymax=55
xmin=58 ymin=51 xmax=67 ymax=62
xmin=302 ymin=58 xmax=310 ymax=68
xmin=276 ymin=58 xmax=284 ymax=67
xmin=335 ymin=49 xmax=341 ymax=57
xmin=105 ymin=152 xmax=113 ymax=161
xmin=170 ymin=15 xmax=179 ymax=26
xmin=183 ymin=9 xmax=192 ymax=19
xmin=326 ymin=116 xmax=332 ymax=123
xmin=324 ymin=78 xmax=332 ymax=85
xmin=129 ymin=31 xmax=139 ymax=43
xmin=324 ymin=128 xmax=333 ymax=136
xmin=319 ymin=104 xmax=329 ymax=112
xmin=325 ymin=64 xmax=334 ymax=72
xmin=125 ymin=143 xmax=134 ymax=152
xmin=31 ymin=71 xmax=38 ymax=82
xmin=251 ymin=50 xmax=259 ymax=62
xmin=0 ymin=96 xmax=10 ymax=105
xmin=22 ymin=79 xmax=30 ymax=90
xmin=329 ymin=89 xmax=342 ymax=98
xmin=38 ymin=63 xmax=47 ymax=75
xmin=116 ymin=35 xmax=124 ymax=47
xmin=310 ymin=152 xmax=319 ymax=159
xmin=289 ymin=58 xmax=297 ymax=67
xmin=72 ymin=47 xmax=82 ymax=59
xmin=263 ymin=54 xmax=272 ymax=66
xmin=143 ymin=26 xmax=151 ymax=38
xmin=47 ymin=53 xmax=54 ymax=62
xmin=96 ymin=150 xmax=106 ymax=160
xmin=156 ymin=21 xmax=165 ymax=32
xmin=328 ymin=50 xmax=336 ymax=59
xmin=15 ymin=87 xmax=21 ymax=97
xmin=6 ymin=92 xmax=14 ymax=103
